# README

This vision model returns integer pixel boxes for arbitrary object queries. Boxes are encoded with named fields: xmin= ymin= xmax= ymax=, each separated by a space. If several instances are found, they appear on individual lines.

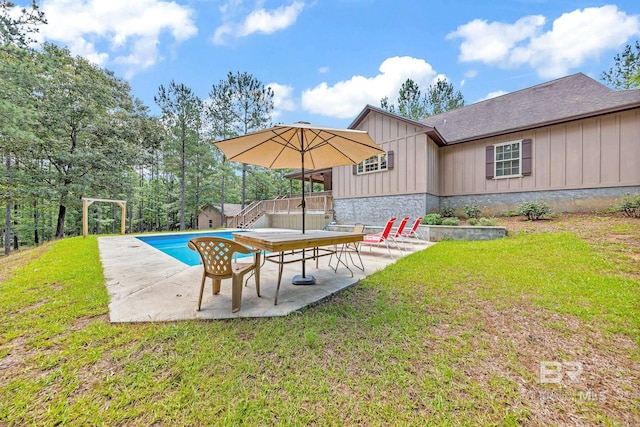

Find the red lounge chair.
xmin=361 ymin=217 xmax=398 ymax=258
xmin=400 ymin=217 xmax=426 ymax=241
xmin=389 ymin=217 xmax=410 ymax=251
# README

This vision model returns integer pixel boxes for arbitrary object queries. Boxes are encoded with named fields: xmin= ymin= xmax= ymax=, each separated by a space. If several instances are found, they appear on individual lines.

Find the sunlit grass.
xmin=0 ymin=229 xmax=638 ymax=425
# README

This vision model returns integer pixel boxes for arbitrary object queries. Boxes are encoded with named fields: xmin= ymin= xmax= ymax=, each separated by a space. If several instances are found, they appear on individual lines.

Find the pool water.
xmin=136 ymin=230 xmax=247 ymax=266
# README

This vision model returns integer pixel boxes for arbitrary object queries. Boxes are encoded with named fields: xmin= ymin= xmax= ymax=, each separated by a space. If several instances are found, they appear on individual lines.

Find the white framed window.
xmin=486 ymin=139 xmax=531 ymax=180
xmin=494 ymin=140 xmax=521 ymax=178
xmin=357 ymin=152 xmax=388 ymax=175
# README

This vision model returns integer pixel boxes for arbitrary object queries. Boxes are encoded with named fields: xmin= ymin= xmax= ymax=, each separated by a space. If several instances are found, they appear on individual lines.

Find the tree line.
xmin=0 ymin=2 xmax=296 ymax=254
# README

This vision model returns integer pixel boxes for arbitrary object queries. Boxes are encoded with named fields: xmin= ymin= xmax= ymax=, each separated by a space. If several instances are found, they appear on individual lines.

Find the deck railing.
xmin=227 ymin=201 xmax=260 ymax=229
xmin=230 ymin=194 xmax=333 ymax=228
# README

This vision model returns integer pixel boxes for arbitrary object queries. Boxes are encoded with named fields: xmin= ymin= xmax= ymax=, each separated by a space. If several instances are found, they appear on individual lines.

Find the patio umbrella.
xmin=213 ymin=122 xmax=384 ymax=285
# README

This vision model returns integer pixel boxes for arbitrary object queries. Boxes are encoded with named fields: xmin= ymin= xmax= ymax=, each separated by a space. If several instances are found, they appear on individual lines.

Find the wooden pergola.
xmin=82 ymin=197 xmax=126 ymax=237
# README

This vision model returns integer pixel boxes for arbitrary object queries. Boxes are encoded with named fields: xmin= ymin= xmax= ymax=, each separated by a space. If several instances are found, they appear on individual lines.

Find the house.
xmin=333 ymin=73 xmax=640 ymax=225
xmin=197 ymin=204 xmax=243 ymax=229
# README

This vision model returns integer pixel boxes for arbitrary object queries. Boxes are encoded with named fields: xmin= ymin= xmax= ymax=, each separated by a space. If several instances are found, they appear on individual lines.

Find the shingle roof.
xmin=201 ymin=203 xmax=243 ymax=217
xmin=421 ymin=73 xmax=640 ymax=144
xmin=220 ymin=204 xmax=243 ymax=217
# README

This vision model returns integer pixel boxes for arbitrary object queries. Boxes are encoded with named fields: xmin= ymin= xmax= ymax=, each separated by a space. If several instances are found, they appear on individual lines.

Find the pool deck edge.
xmin=99 ymin=230 xmax=435 ymax=321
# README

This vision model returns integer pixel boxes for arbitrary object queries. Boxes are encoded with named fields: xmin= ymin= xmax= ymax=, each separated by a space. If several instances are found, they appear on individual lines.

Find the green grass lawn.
xmin=1 ymin=225 xmax=638 ymax=425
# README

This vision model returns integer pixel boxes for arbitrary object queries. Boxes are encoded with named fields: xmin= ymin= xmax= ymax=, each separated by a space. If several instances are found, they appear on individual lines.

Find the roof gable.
xmin=349 ymin=104 xmax=447 ymax=146
xmin=421 ymin=73 xmax=640 ymax=144
xmin=200 ymin=203 xmax=243 ymax=217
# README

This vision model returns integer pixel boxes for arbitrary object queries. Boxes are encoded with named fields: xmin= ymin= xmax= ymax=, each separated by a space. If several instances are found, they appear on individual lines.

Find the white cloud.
xmin=318 ymin=66 xmax=330 ymax=74
xmin=301 ymin=56 xmax=443 ymax=119
xmin=213 ymin=1 xmax=304 ymax=45
xmin=268 ymin=82 xmax=296 ymax=122
xmin=447 ymin=5 xmax=640 ymax=78
xmin=448 ymin=15 xmax=545 ymax=63
xmin=37 ymin=0 xmax=197 ymax=77
xmin=479 ymin=90 xmax=508 ymax=101
xmin=65 ymin=37 xmax=110 ymax=66
xmin=517 ymin=6 xmax=640 ymax=78
xmin=464 ymin=69 xmax=478 ymax=79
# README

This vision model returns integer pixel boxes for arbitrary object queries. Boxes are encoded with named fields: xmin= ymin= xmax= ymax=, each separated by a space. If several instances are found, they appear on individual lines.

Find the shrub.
xmin=440 ymin=206 xmax=455 ymax=218
xmin=466 ymin=218 xmax=479 ymax=226
xmin=441 ymin=217 xmax=460 ymax=226
xmin=478 ymin=217 xmax=498 ymax=226
xmin=518 ymin=199 xmax=552 ymax=220
xmin=463 ymin=203 xmax=482 ymax=219
xmin=617 ymin=193 xmax=640 ymax=218
xmin=422 ymin=213 xmax=442 ymax=225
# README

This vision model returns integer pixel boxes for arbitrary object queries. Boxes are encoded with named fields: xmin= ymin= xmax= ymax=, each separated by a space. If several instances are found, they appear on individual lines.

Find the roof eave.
xmin=446 ymin=102 xmax=640 ymax=145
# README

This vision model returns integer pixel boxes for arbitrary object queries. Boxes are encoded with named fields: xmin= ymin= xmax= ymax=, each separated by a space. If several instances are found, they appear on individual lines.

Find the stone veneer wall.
xmin=440 ymin=186 xmax=640 ymax=216
xmin=334 ymin=194 xmax=439 ymax=226
xmin=334 ymin=186 xmax=639 ymax=224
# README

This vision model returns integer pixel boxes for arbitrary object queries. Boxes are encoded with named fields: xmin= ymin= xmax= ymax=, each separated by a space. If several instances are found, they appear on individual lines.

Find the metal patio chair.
xmin=328 ymin=223 xmax=365 ymax=275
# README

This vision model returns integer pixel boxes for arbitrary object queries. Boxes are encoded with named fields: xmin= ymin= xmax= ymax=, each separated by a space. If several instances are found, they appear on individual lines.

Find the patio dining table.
xmin=232 ymin=230 xmax=364 ymax=305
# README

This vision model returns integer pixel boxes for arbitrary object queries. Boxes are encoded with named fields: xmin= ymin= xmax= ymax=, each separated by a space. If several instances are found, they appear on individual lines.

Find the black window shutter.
xmin=521 ymin=139 xmax=532 ymax=176
xmin=387 ymin=150 xmax=394 ymax=170
xmin=352 ymin=164 xmax=357 ymax=175
xmin=485 ymin=146 xmax=494 ymax=179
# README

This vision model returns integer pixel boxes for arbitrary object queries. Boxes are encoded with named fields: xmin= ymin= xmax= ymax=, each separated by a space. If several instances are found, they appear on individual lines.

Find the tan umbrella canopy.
xmin=213 ymin=122 xmax=384 ymax=170
xmin=213 ymin=122 xmax=384 ymax=285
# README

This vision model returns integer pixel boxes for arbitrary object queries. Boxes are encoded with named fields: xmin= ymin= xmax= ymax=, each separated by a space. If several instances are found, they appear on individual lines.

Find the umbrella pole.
xmin=292 ymin=141 xmax=315 ymax=285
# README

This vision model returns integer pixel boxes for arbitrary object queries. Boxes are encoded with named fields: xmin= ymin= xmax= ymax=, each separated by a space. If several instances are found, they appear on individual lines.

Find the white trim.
xmin=357 ymin=152 xmax=388 ymax=175
xmin=494 ymin=140 xmax=522 ymax=179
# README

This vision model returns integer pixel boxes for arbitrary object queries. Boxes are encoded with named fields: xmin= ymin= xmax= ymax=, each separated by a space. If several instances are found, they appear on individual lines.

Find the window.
xmin=486 ymin=139 xmax=532 ymax=179
xmin=208 ymin=219 xmax=213 ymax=228
xmin=355 ymin=151 xmax=393 ymax=175
xmin=495 ymin=141 xmax=521 ymax=177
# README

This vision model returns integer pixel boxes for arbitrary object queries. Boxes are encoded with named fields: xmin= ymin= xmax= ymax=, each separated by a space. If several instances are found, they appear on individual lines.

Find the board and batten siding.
xmin=333 ymin=111 xmax=439 ymax=199
xmin=439 ymin=109 xmax=640 ymax=196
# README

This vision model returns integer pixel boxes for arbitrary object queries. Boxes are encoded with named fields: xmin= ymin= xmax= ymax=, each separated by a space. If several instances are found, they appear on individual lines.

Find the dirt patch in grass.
xmin=474 ymin=301 xmax=638 ymax=425
xmin=414 ymin=290 xmax=639 ymax=424
xmin=0 ymin=336 xmax=29 ymax=371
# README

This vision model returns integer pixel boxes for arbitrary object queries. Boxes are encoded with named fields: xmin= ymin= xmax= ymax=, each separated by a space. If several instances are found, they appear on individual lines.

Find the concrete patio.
xmin=99 ymin=229 xmax=434 ymax=322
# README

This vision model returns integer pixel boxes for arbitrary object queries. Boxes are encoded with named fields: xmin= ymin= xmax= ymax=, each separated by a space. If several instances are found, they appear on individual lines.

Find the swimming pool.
xmin=136 ymin=230 xmax=247 ymax=266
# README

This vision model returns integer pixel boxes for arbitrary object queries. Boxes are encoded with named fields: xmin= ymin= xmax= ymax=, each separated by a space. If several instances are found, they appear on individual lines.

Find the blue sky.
xmin=23 ymin=0 xmax=640 ymax=128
